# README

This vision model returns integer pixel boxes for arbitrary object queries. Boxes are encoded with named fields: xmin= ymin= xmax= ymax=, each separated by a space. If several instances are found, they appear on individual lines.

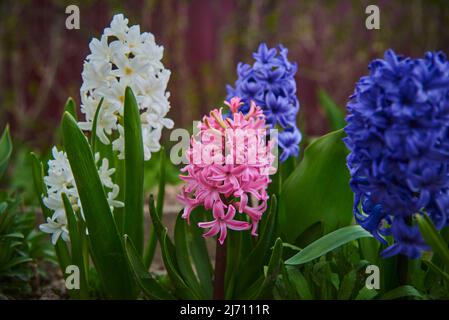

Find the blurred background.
xmin=0 ymin=0 xmax=447 ymax=197
xmin=2 ymin=0 xmax=449 ymax=150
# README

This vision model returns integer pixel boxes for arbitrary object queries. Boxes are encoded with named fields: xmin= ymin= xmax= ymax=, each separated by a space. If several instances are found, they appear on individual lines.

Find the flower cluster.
xmin=227 ymin=43 xmax=301 ymax=162
xmin=177 ymin=97 xmax=276 ymax=244
xmin=78 ymin=14 xmax=173 ymax=161
xmin=344 ymin=49 xmax=449 ymax=258
xmin=39 ymin=147 xmax=123 ymax=244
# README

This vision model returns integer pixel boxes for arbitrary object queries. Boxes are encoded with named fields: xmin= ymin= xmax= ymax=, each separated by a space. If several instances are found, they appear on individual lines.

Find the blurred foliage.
xmin=0 ymin=126 xmax=54 ymax=299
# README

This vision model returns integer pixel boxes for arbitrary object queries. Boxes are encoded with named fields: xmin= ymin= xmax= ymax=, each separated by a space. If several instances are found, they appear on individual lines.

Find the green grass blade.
xmin=123 ymin=87 xmax=144 ymax=256
xmin=62 ymin=112 xmax=135 ymax=299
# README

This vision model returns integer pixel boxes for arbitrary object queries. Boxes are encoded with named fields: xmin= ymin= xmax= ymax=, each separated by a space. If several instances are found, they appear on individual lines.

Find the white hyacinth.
xmin=78 ymin=14 xmax=174 ymax=161
xmin=39 ymin=147 xmax=124 ymax=244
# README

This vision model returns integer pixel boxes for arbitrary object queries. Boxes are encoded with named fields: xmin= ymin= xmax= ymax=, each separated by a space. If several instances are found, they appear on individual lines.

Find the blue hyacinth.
xmin=344 ymin=49 xmax=449 ymax=259
xmin=227 ymin=43 xmax=301 ymax=162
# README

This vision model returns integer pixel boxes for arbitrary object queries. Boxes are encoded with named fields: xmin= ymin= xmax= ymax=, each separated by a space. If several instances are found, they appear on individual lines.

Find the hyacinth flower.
xmin=31 ymin=14 xmax=177 ymax=299
xmin=344 ymin=49 xmax=449 ymax=259
xmin=227 ymin=43 xmax=301 ymax=162
xmin=39 ymin=147 xmax=123 ymax=244
xmin=78 ymin=14 xmax=173 ymax=160
xmin=178 ymin=97 xmax=276 ymax=245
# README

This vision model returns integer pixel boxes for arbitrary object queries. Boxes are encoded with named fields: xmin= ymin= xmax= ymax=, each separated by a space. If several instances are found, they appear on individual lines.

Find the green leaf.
xmin=355 ymin=286 xmax=378 ymax=300
xmin=64 ymin=98 xmax=77 ymax=120
xmin=148 ymin=195 xmax=197 ymax=299
xmin=359 ymin=237 xmax=380 ymax=265
xmin=189 ymin=208 xmax=213 ymax=298
xmin=90 ymin=97 xmax=104 ymax=154
xmin=286 ymin=225 xmax=372 ymax=265
xmin=0 ymin=125 xmax=13 ymax=179
xmin=417 ymin=213 xmax=449 ymax=268
xmin=143 ymin=148 xmax=167 ymax=269
xmin=62 ymin=193 xmax=89 ymax=299
xmin=123 ymin=87 xmax=145 ymax=256
xmin=62 ymin=112 xmax=135 ymax=299
xmin=174 ymin=212 xmax=205 ymax=298
xmin=379 ymin=285 xmax=423 ymax=300
xmin=256 ymin=238 xmax=283 ymax=299
xmin=279 ymin=129 xmax=353 ymax=243
xmin=337 ymin=270 xmax=357 ymax=300
xmin=285 ymin=266 xmax=313 ymax=299
xmin=423 ymin=260 xmax=449 ymax=284
xmin=30 ymin=152 xmax=71 ymax=271
xmin=235 ymin=195 xmax=278 ymax=294
xmin=317 ymin=90 xmax=345 ymax=130
xmin=0 ymin=256 xmax=32 ymax=271
xmin=123 ymin=235 xmax=175 ymax=300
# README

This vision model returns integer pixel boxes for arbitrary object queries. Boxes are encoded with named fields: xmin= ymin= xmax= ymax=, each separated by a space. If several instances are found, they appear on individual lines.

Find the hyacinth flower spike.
xmin=345 ymin=49 xmax=449 ymax=260
xmin=227 ymin=43 xmax=301 ymax=163
xmin=178 ymin=97 xmax=276 ymax=299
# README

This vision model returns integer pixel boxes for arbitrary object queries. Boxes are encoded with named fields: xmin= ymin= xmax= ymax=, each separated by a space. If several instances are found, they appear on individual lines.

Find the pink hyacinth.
xmin=177 ymin=97 xmax=276 ymax=244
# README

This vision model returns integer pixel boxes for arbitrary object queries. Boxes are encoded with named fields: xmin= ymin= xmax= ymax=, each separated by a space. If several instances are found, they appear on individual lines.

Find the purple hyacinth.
xmin=344 ymin=49 xmax=449 ymax=259
xmin=227 ymin=43 xmax=301 ymax=162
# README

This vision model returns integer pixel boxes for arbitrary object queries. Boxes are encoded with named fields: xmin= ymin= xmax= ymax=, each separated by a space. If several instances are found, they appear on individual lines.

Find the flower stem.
xmin=397 ymin=254 xmax=409 ymax=286
xmin=213 ymin=239 xmax=227 ymax=299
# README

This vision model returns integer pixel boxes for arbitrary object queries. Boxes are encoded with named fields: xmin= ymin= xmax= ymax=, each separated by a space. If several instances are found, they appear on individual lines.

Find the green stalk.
xmin=213 ymin=239 xmax=227 ymax=300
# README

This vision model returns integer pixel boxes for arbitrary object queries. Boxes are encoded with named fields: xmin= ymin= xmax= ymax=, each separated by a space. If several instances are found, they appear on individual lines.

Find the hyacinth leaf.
xmin=148 ymin=195 xmax=197 ymax=299
xmin=279 ymin=129 xmax=353 ymax=244
xmin=0 ymin=125 xmax=12 ymax=180
xmin=64 ymin=97 xmax=78 ymax=120
xmin=30 ymin=152 xmax=71 ymax=272
xmin=337 ymin=270 xmax=357 ymax=300
xmin=359 ymin=237 xmax=380 ymax=265
xmin=355 ymin=286 xmax=378 ymax=300
xmin=379 ymin=285 xmax=424 ymax=300
xmin=161 ymin=229 xmax=199 ymax=299
xmin=143 ymin=148 xmax=167 ymax=269
xmin=234 ymin=195 xmax=278 ymax=294
xmin=90 ymin=97 xmax=104 ymax=155
xmin=256 ymin=237 xmax=283 ymax=299
xmin=286 ymin=225 xmax=372 ymax=265
xmin=123 ymin=235 xmax=175 ymax=300
xmin=174 ymin=212 xmax=205 ymax=298
xmin=62 ymin=193 xmax=89 ymax=299
xmin=62 ymin=112 xmax=135 ymax=299
xmin=156 ymin=147 xmax=166 ymax=223
xmin=317 ymin=90 xmax=345 ymax=131
xmin=285 ymin=266 xmax=313 ymax=300
xmin=188 ymin=208 xmax=213 ymax=298
xmin=123 ymin=87 xmax=145 ymax=256
xmin=423 ymin=260 xmax=449 ymax=284
xmin=417 ymin=214 xmax=449 ymax=269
